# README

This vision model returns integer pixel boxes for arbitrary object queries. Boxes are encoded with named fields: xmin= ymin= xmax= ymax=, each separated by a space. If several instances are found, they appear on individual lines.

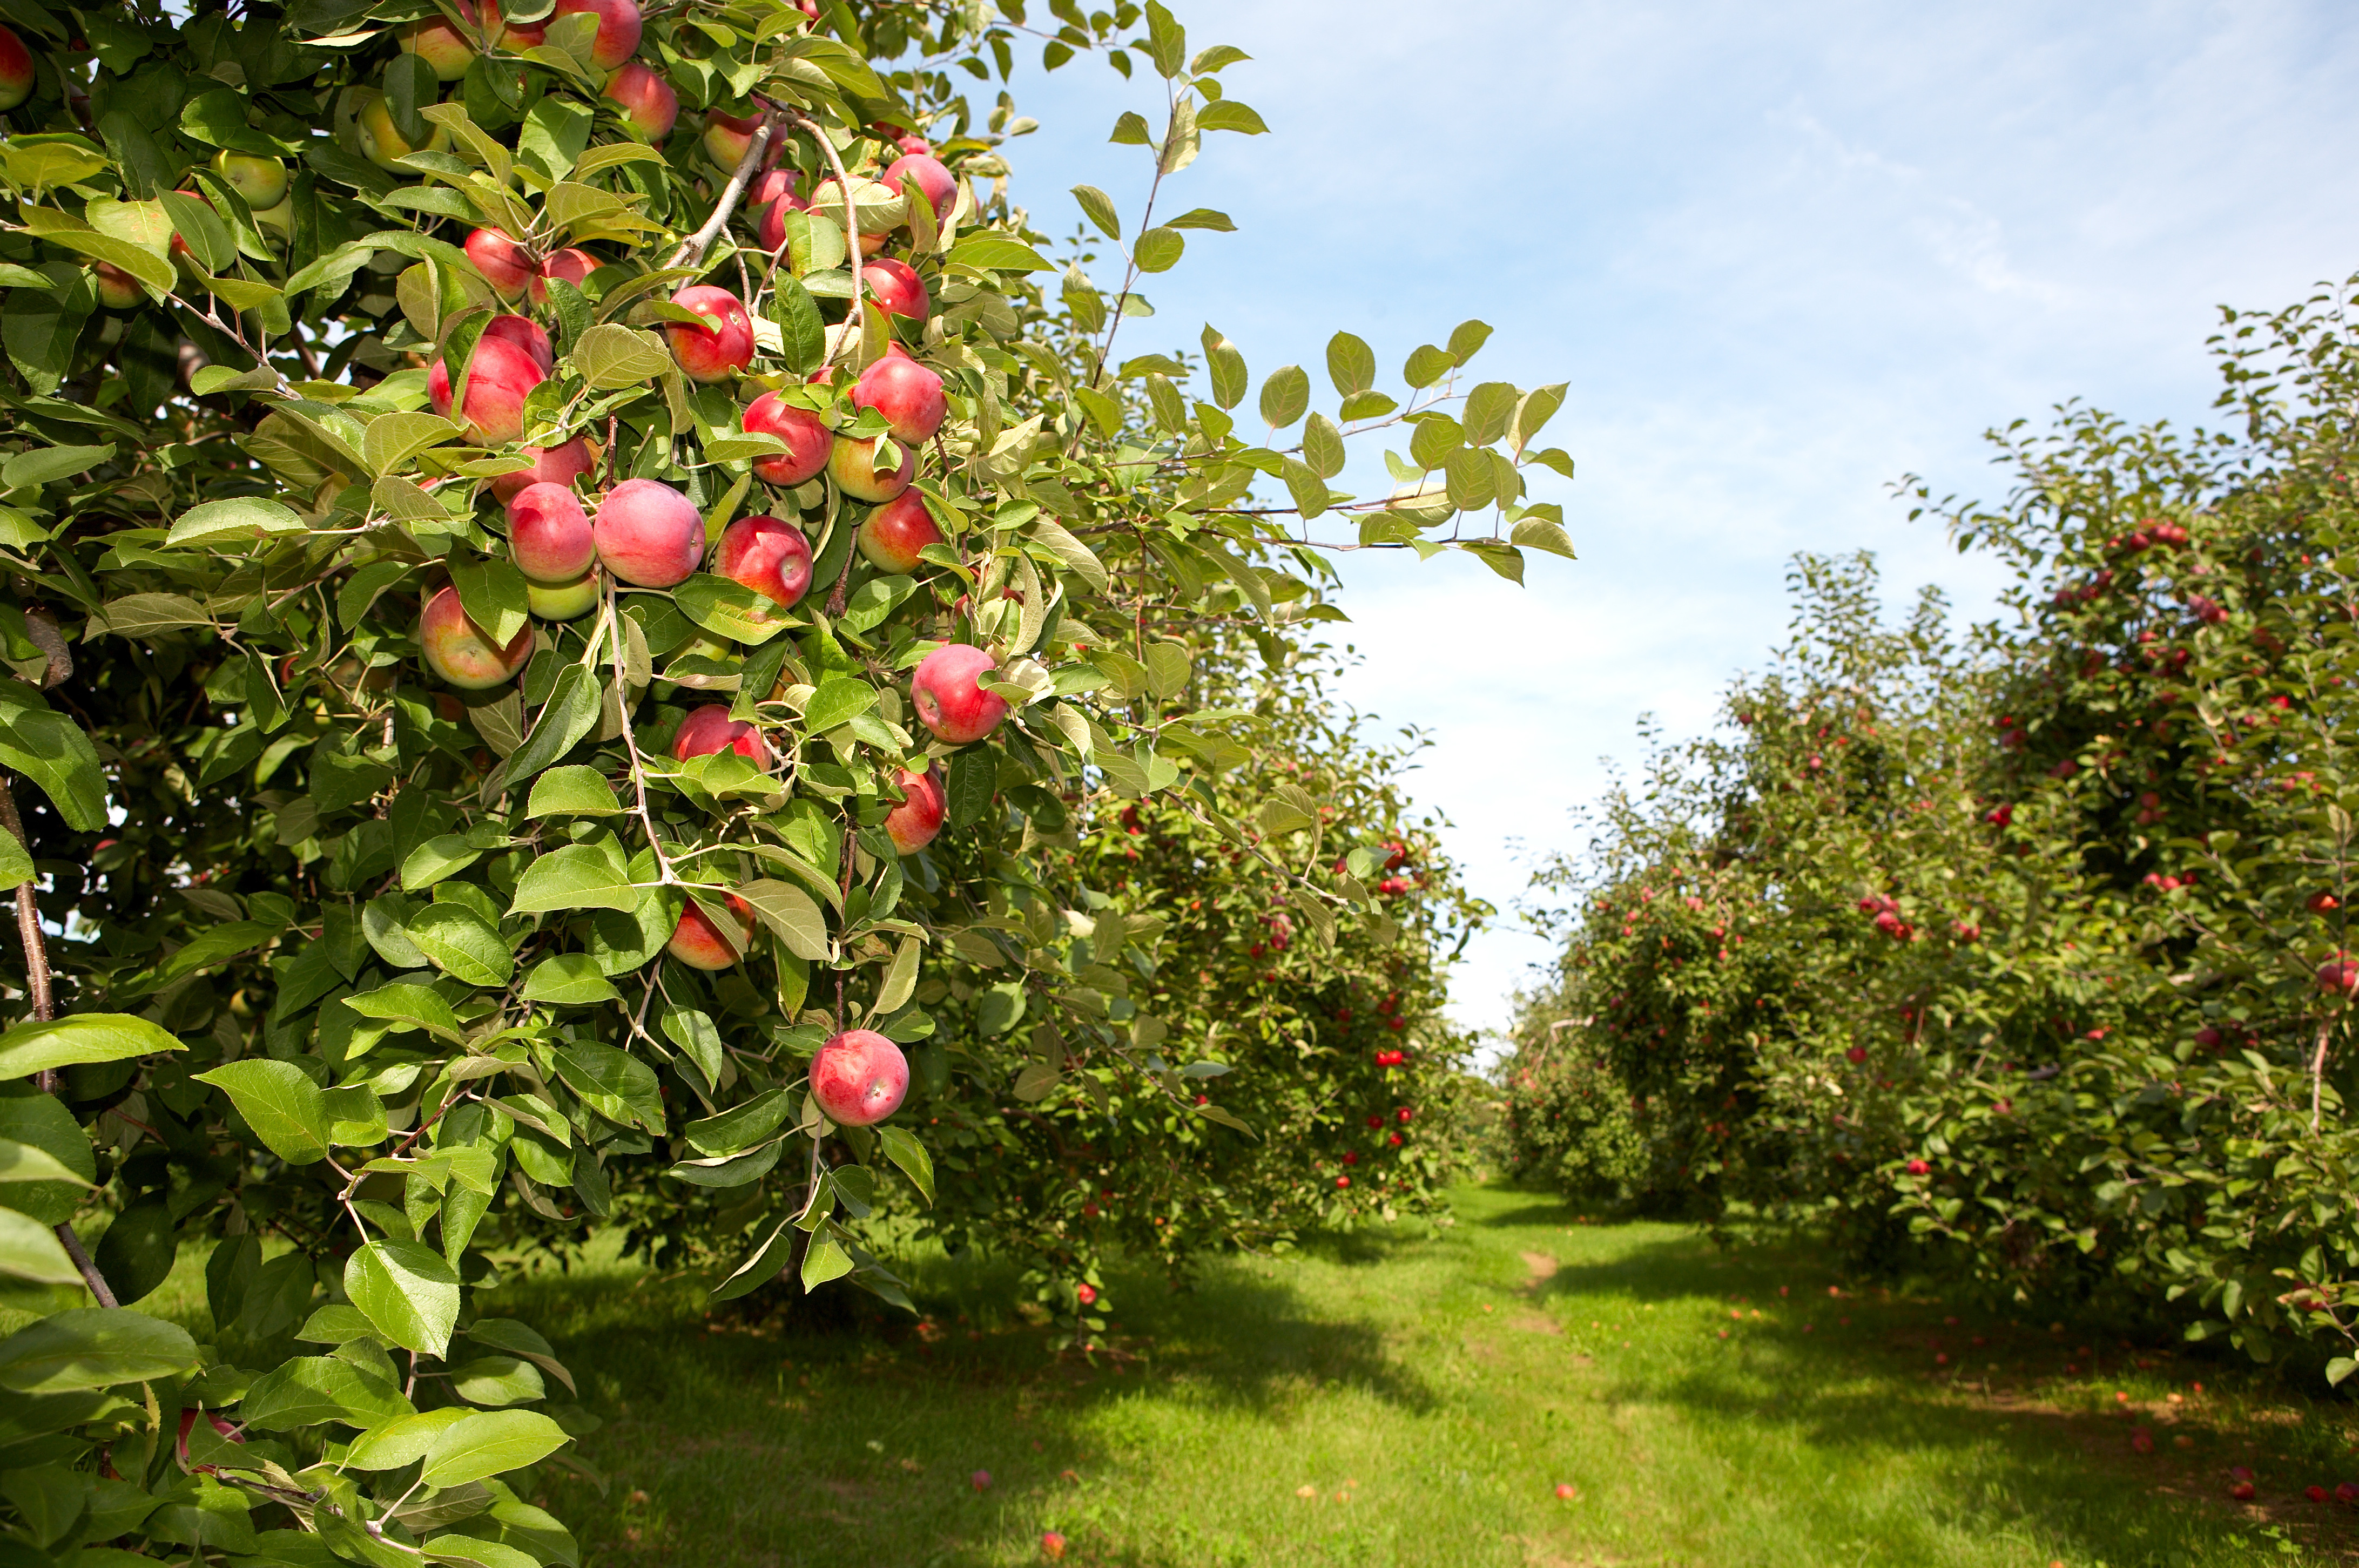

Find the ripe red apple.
xmin=812 ymin=1028 xmax=909 ymax=1125
xmin=2308 ymin=1485 xmax=2329 ymax=1504
xmin=883 ymin=765 xmax=946 ymax=854
xmin=859 ymin=490 xmax=945 ymax=573
xmin=397 ymin=11 xmax=476 ymax=79
xmin=1554 ymin=1483 xmax=1577 ymax=1501
xmin=895 ymin=132 xmax=932 ymax=156
xmin=881 ymin=151 xmax=956 ymax=218
xmin=2321 ymin=956 xmax=2359 ymax=996
xmin=1075 ymin=1282 xmax=1096 ymax=1306
xmin=861 ymin=256 xmax=930 ymax=322
xmin=527 ymin=569 xmax=601 ymax=621
xmin=551 ymin=0 xmax=641 ymax=68
xmin=665 ymin=284 xmax=753 ymax=382
xmin=0 ymin=25 xmax=32 ymax=111
xmin=419 ymin=585 xmax=531 ymax=689
xmin=533 ymin=247 xmax=600 ymax=303
xmin=212 ymin=149 xmax=288 ymax=211
xmin=482 ymin=313 xmax=554 ymax=375
xmin=490 ymin=438 xmax=597 ymax=505
xmin=970 ymin=1470 xmax=992 ymax=1492
xmin=744 ymin=391 xmax=832 ymax=485
xmin=667 ymin=893 xmax=754 ymax=970
xmin=1845 ymin=1045 xmax=1868 ymax=1065
xmin=428 ymin=334 xmax=547 ymax=445
xmin=481 ymin=0 xmax=545 ymax=48
xmin=1334 ymin=1174 xmax=1351 ymax=1189
xmin=827 ymin=432 xmax=916 ymax=503
xmin=601 ymin=60 xmax=677 ymax=140
xmin=750 ymin=167 xmax=805 ymax=238
xmin=910 ymin=644 xmax=1008 ymax=745
xmin=592 ymin=478 xmax=705 ymax=587
xmin=671 ymin=704 xmax=771 ymax=767
xmin=508 ymin=482 xmax=596 ymax=582
xmin=2310 ymin=890 xmax=2341 ymax=913
xmin=1905 ymin=1158 xmax=1931 ymax=1176
xmin=90 ymin=261 xmax=143 ymax=311
xmin=852 ymin=347 xmax=946 ymax=444
xmin=467 ymin=227 xmax=538 ymax=299
xmin=1040 ymin=1531 xmax=1066 ymax=1562
xmin=713 ymin=514 xmax=812 ymax=612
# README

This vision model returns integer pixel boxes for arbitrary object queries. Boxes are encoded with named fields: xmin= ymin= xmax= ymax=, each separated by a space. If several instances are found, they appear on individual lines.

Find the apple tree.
xmin=0 ymin=0 xmax=1573 ymax=1556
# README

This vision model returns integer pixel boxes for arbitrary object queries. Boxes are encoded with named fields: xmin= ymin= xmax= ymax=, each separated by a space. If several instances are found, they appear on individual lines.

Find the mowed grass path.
xmin=508 ymin=1185 xmax=2356 ymax=1567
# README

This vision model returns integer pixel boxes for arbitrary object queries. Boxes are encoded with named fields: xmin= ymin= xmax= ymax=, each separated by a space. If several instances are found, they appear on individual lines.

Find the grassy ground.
xmin=464 ymin=1183 xmax=2359 ymax=1568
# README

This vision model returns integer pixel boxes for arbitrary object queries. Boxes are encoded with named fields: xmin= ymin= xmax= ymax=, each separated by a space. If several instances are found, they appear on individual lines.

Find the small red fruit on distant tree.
xmin=1040 ymin=1532 xmax=1066 ymax=1562
xmin=1846 ymin=1046 xmax=1868 ymax=1065
xmin=2320 ymin=955 xmax=2359 ymax=996
xmin=1076 ymin=1283 xmax=1096 ymax=1306
xmin=970 ymin=1470 xmax=992 ymax=1491
xmin=1905 ymin=1158 xmax=1930 ymax=1176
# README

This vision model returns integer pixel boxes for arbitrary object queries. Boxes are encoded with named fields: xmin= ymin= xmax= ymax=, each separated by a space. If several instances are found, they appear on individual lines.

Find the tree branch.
xmin=669 ymin=111 xmax=783 ymax=273
xmin=760 ymin=102 xmax=864 ymax=371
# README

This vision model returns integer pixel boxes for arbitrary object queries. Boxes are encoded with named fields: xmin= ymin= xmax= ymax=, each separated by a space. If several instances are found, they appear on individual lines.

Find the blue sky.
xmin=989 ymin=0 xmax=2359 ymax=1046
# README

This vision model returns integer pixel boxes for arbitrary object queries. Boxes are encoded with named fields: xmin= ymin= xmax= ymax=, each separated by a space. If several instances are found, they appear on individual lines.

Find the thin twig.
xmin=2314 ymin=1016 xmax=2335 ymax=1131
xmin=761 ymin=103 xmax=863 ymax=371
xmin=602 ymin=576 xmax=676 ymax=885
xmin=669 ymin=111 xmax=783 ymax=272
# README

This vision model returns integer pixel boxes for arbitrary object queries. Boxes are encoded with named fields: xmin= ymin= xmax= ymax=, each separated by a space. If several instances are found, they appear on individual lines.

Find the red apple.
xmin=419 ymin=584 xmax=531 ymax=689
xmin=355 ymin=89 xmax=453 ymax=172
xmin=2322 ymin=956 xmax=2359 ymax=996
xmin=744 ymin=391 xmax=832 ymax=486
xmin=482 ymin=312 xmax=554 ymax=374
xmin=881 ymin=151 xmax=956 ymax=218
xmin=970 ymin=1470 xmax=992 ymax=1491
xmin=713 ymin=513 xmax=812 ymax=612
xmin=667 ymin=893 xmax=754 ymax=970
xmin=861 ymin=256 xmax=930 ymax=322
xmin=895 ymin=133 xmax=932 ymax=156
xmin=601 ymin=60 xmax=677 ymax=140
xmin=397 ymin=11 xmax=476 ymax=79
xmin=551 ymin=0 xmax=641 ymax=68
xmin=467 ymin=227 xmax=538 ymax=299
xmin=910 ymin=643 xmax=1008 ymax=745
xmin=489 ymin=438 xmax=597 ymax=505
xmin=428 ymin=334 xmax=546 ymax=445
xmin=90 ymin=261 xmax=143 ymax=311
xmin=508 ymin=482 xmax=596 ymax=582
xmin=1040 ymin=1532 xmax=1066 ymax=1562
xmin=750 ymin=167 xmax=803 ymax=222
xmin=859 ymin=490 xmax=944 ymax=573
xmin=0 ymin=25 xmax=32 ymax=111
xmin=540 ymin=248 xmax=599 ymax=297
xmin=827 ymin=432 xmax=915 ymax=503
xmin=811 ymin=1028 xmax=909 ymax=1125
xmin=701 ymin=109 xmax=772 ymax=172
xmin=592 ymin=478 xmax=705 ymax=587
xmin=527 ymin=569 xmax=601 ymax=621
xmin=665 ymin=284 xmax=753 ymax=382
xmin=1554 ymin=1483 xmax=1577 ymax=1501
xmin=671 ymin=704 xmax=771 ymax=767
xmin=852 ymin=347 xmax=946 ymax=444
xmin=482 ymin=0 xmax=545 ymax=48
xmin=883 ymin=765 xmax=946 ymax=854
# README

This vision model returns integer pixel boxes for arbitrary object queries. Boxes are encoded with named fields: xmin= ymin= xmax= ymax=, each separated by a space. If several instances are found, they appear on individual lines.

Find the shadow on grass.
xmin=496 ymin=1239 xmax=1436 ymax=1568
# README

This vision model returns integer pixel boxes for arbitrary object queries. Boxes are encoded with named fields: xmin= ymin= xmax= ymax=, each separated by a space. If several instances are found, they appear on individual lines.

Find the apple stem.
xmin=670 ymin=109 xmax=785 ymax=272
xmin=0 ymin=777 xmax=117 ymax=1308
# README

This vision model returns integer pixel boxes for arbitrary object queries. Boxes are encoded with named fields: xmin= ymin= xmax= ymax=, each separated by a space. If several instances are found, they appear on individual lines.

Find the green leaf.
xmin=1195 ymin=99 xmax=1268 ymax=135
xmin=346 ymin=1239 xmax=462 ymax=1357
xmin=1202 ymin=326 xmax=1247 ymax=411
xmin=405 ymin=903 xmax=515 ymax=989
xmin=450 ymin=556 xmax=531 ymax=651
xmin=658 ymin=1003 xmax=726 ymax=1089
xmin=803 ymin=676 xmax=879 ymax=735
xmin=947 ymin=234 xmax=1053 ymax=273
xmin=0 ymin=1208 xmax=78 ymax=1285
xmin=769 ymin=274 xmax=825 ymax=376
xmin=1144 ymin=0 xmax=1187 ymax=76
xmin=525 ymin=765 xmax=622 ymax=817
xmin=240 ymin=1355 xmax=415 ymax=1431
xmin=569 ymin=322 xmax=672 ymax=390
xmin=683 ymin=1087 xmax=793 ymax=1158
xmin=163 ymin=496 xmax=309 ymax=550
xmin=508 ymin=840 xmax=638 ymax=914
xmin=344 ymin=1408 xmax=474 ymax=1471
xmin=673 ymin=572 xmax=792 ymax=647
xmin=1510 ymin=515 xmax=1577 ymax=560
xmin=1131 ymin=226 xmax=1183 ymax=274
xmin=736 ymin=878 xmax=829 ymax=961
xmin=1109 ymin=110 xmax=1153 ymax=146
xmin=1447 ymin=317 xmax=1494 ymax=364
xmin=800 ymin=1235 xmax=854 ymax=1292
xmin=520 ymin=954 xmax=621 ymax=1007
xmin=1 ymin=442 xmax=112 ymax=490
xmin=550 ymin=1043 xmax=664 ymax=1133
xmin=1462 ymin=381 xmax=1520 ymax=448
xmin=0 ymin=1014 xmax=181 ymax=1082
xmin=877 ymin=1124 xmax=934 ymax=1205
xmin=90 ymin=1198 xmax=176 ymax=1305
xmin=499 ymin=665 xmax=601 ymax=785
xmin=194 ymin=1059 xmax=332 ymax=1164
xmin=946 ymin=746 xmax=995 ymax=829
xmin=0 ymin=1136 xmax=93 ymax=1189
xmin=1459 ymin=540 xmax=1525 ymax=583
xmin=400 ymin=834 xmax=482 ymax=892
xmin=1164 ymin=208 xmax=1235 ymax=232
xmin=1403 ymin=343 xmax=1454 ymax=390
xmin=1071 ymin=184 xmax=1122 ymax=241
xmin=421 ymin=1409 xmax=571 ymax=1488
xmin=0 ymin=689 xmax=109 ymax=830
xmin=341 ymin=982 xmax=463 ymax=1038
xmin=1258 ymin=364 xmax=1309 ymax=429
xmin=0 ymin=1308 xmax=198 ymax=1392
xmin=1510 ymin=383 xmax=1568 ymax=455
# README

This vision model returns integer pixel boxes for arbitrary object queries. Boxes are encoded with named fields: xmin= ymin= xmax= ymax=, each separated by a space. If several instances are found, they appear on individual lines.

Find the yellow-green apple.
xmin=810 ymin=175 xmax=896 ymax=255
xmin=911 ymin=642 xmax=1008 ymax=744
xmin=212 ymin=148 xmax=288 ymax=211
xmin=883 ymin=764 xmax=946 ymax=854
xmin=811 ymin=1028 xmax=909 ymax=1125
xmin=419 ymin=584 xmax=532 ymax=688
xmin=702 ymin=108 xmax=778 ymax=172
xmin=599 ymin=59 xmax=675 ymax=139
xmin=591 ymin=478 xmax=704 ymax=587
xmin=482 ymin=312 xmax=553 ymax=374
xmin=428 ymin=333 xmax=546 ymax=444
xmin=354 ymin=87 xmax=453 ymax=172
xmin=713 ymin=514 xmax=813 ymax=613
xmin=466 ymin=226 xmax=538 ymax=299
xmin=744 ymin=390 xmax=831 ymax=485
xmin=672 ymin=704 xmax=771 ymax=766
xmin=852 ymin=345 xmax=945 ymax=444
xmin=861 ymin=256 xmax=928 ymax=322
xmin=666 ymin=893 xmax=753 ymax=970
xmin=551 ymin=0 xmax=641 ymax=67
xmin=527 ymin=569 xmax=601 ymax=620
xmin=507 ymin=481 xmax=595 ymax=582
xmin=397 ymin=10 xmax=476 ymax=79
xmin=881 ymin=152 xmax=955 ymax=219
xmin=858 ymin=490 xmax=943 ymax=573
xmin=0 ymin=25 xmax=32 ymax=111
xmin=490 ymin=438 xmax=597 ymax=504
xmin=90 ymin=261 xmax=143 ymax=311
xmin=251 ymin=197 xmax=294 ymax=238
xmin=827 ymin=432 xmax=914 ymax=503
xmin=665 ymin=283 xmax=753 ymax=382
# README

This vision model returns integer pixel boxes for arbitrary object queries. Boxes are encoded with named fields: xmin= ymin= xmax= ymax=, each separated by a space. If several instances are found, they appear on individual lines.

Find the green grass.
xmin=469 ymin=1183 xmax=2359 ymax=1567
